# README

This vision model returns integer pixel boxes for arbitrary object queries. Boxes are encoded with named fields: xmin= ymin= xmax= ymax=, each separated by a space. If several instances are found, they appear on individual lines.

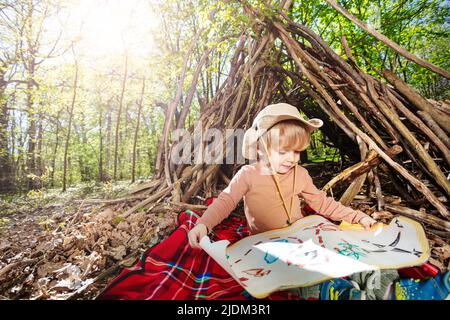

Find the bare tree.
xmin=62 ymin=43 xmax=78 ymax=192
xmin=131 ymin=77 xmax=145 ymax=183
xmin=113 ymin=53 xmax=128 ymax=180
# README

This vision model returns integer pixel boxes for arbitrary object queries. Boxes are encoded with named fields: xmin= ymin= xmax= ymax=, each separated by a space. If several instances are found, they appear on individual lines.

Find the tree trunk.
xmin=35 ymin=109 xmax=44 ymax=188
xmin=132 ymin=78 xmax=145 ymax=183
xmin=62 ymin=49 xmax=79 ymax=192
xmin=105 ymin=109 xmax=112 ymax=180
xmin=50 ymin=116 xmax=60 ymax=187
xmin=98 ymin=105 xmax=104 ymax=182
xmin=114 ymin=53 xmax=128 ymax=180
xmin=0 ymin=76 xmax=14 ymax=193
xmin=26 ymin=60 xmax=37 ymax=190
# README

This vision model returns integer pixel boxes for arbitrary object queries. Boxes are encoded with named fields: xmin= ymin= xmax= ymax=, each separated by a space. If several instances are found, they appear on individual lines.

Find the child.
xmin=188 ymin=102 xmax=377 ymax=249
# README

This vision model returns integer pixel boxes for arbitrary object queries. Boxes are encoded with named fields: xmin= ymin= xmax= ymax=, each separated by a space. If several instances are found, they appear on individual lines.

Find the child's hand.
xmin=188 ymin=223 xmax=209 ymax=249
xmin=359 ymin=216 xmax=377 ymax=230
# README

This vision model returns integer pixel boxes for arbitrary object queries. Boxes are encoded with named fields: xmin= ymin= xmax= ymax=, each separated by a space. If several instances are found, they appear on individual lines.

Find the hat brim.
xmin=242 ymin=117 xmax=323 ymax=160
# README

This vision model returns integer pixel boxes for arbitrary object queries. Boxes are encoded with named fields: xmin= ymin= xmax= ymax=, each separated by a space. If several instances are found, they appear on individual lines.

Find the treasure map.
xmin=200 ymin=215 xmax=429 ymax=299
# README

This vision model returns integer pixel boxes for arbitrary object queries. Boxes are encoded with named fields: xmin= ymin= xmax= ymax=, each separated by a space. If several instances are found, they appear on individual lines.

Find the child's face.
xmin=259 ymin=146 xmax=301 ymax=174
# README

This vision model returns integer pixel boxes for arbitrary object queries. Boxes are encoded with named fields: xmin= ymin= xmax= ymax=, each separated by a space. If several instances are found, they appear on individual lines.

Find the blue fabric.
xmin=395 ymin=270 xmax=450 ymax=300
xmin=319 ymin=278 xmax=363 ymax=300
xmin=319 ymin=270 xmax=450 ymax=300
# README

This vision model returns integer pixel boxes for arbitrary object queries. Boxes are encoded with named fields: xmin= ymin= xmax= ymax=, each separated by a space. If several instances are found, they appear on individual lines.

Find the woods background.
xmin=0 ymin=0 xmax=448 ymax=194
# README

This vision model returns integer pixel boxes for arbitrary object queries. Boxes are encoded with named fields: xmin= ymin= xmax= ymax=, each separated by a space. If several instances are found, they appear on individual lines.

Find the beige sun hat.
xmin=242 ymin=103 xmax=323 ymax=160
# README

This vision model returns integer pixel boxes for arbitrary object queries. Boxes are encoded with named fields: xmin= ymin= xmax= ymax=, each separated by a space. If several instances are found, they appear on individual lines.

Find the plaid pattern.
xmin=97 ymin=198 xmax=318 ymax=300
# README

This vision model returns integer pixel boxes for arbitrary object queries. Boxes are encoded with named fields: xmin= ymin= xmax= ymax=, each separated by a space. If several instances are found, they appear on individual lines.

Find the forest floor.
xmin=0 ymin=181 xmax=179 ymax=300
xmin=0 ymin=162 xmax=449 ymax=300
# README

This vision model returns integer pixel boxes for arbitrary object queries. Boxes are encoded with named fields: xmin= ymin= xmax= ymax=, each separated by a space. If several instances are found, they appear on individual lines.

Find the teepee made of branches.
xmin=120 ymin=0 xmax=449 ymax=230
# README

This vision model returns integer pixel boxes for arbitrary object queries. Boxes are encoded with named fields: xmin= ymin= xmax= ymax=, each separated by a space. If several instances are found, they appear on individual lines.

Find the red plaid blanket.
xmin=97 ymin=198 xmax=319 ymax=300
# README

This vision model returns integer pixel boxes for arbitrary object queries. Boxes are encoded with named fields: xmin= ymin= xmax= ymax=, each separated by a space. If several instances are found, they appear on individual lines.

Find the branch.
xmin=324 ymin=0 xmax=450 ymax=79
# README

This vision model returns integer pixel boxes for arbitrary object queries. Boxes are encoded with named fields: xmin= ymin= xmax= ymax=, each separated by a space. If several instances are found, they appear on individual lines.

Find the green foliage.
xmin=307 ymin=129 xmax=340 ymax=162
xmin=288 ymin=0 xmax=449 ymax=98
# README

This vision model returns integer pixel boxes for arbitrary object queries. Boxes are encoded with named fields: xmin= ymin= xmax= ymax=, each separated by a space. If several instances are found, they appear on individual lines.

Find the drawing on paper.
xmin=200 ymin=215 xmax=429 ymax=299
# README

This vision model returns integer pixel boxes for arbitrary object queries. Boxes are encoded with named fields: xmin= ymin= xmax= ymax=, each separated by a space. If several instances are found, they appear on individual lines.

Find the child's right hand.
xmin=359 ymin=216 xmax=377 ymax=230
xmin=188 ymin=223 xmax=209 ymax=249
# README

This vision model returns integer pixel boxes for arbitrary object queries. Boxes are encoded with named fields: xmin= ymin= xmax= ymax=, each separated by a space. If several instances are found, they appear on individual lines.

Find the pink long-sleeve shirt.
xmin=196 ymin=162 xmax=369 ymax=234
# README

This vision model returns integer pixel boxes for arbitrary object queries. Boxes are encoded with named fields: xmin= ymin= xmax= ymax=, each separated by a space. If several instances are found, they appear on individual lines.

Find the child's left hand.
xmin=359 ymin=216 xmax=377 ymax=230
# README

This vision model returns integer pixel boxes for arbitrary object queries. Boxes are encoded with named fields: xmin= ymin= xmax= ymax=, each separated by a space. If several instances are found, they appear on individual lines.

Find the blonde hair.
xmin=258 ymin=120 xmax=312 ymax=155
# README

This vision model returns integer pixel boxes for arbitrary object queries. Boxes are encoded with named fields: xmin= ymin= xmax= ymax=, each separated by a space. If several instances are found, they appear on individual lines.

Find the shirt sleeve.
xmin=196 ymin=166 xmax=250 ymax=232
xmin=299 ymin=167 xmax=369 ymax=224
